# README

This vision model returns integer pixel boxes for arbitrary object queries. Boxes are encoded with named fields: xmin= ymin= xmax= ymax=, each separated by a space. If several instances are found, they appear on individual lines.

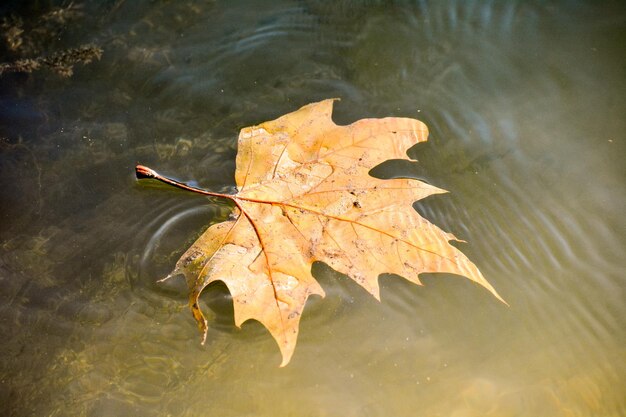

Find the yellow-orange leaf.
xmin=137 ymin=99 xmax=504 ymax=366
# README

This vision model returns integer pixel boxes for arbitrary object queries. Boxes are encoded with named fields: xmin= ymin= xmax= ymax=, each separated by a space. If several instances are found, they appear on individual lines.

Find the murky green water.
xmin=1 ymin=1 xmax=625 ymax=416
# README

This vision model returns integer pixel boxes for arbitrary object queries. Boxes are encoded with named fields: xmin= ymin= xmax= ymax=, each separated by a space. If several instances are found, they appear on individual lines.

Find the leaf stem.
xmin=135 ymin=165 xmax=235 ymax=201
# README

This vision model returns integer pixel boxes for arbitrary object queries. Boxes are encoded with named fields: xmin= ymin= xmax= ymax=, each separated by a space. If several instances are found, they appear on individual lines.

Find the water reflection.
xmin=1 ymin=0 xmax=625 ymax=416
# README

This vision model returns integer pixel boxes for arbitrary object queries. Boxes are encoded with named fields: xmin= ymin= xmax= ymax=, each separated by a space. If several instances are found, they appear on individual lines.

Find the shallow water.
xmin=1 ymin=1 xmax=625 ymax=416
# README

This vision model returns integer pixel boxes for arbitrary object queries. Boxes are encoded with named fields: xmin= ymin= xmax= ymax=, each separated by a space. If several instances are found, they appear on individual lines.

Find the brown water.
xmin=1 ymin=1 xmax=625 ymax=416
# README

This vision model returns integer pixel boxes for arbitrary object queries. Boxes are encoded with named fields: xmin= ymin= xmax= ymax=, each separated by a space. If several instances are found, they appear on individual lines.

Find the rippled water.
xmin=1 ymin=1 xmax=625 ymax=416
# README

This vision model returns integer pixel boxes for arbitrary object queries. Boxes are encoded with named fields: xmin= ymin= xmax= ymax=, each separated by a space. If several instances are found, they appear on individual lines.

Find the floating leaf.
xmin=137 ymin=99 xmax=505 ymax=366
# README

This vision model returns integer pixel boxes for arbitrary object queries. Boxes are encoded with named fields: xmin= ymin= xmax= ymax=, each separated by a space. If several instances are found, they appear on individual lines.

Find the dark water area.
xmin=1 ymin=1 xmax=625 ymax=416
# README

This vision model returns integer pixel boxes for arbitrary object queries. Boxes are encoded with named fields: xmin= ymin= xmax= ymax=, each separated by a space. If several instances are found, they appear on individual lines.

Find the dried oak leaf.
xmin=137 ymin=99 xmax=505 ymax=366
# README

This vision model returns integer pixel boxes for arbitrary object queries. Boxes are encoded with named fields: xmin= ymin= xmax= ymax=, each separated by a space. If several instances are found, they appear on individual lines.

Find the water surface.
xmin=1 ymin=1 xmax=625 ymax=416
